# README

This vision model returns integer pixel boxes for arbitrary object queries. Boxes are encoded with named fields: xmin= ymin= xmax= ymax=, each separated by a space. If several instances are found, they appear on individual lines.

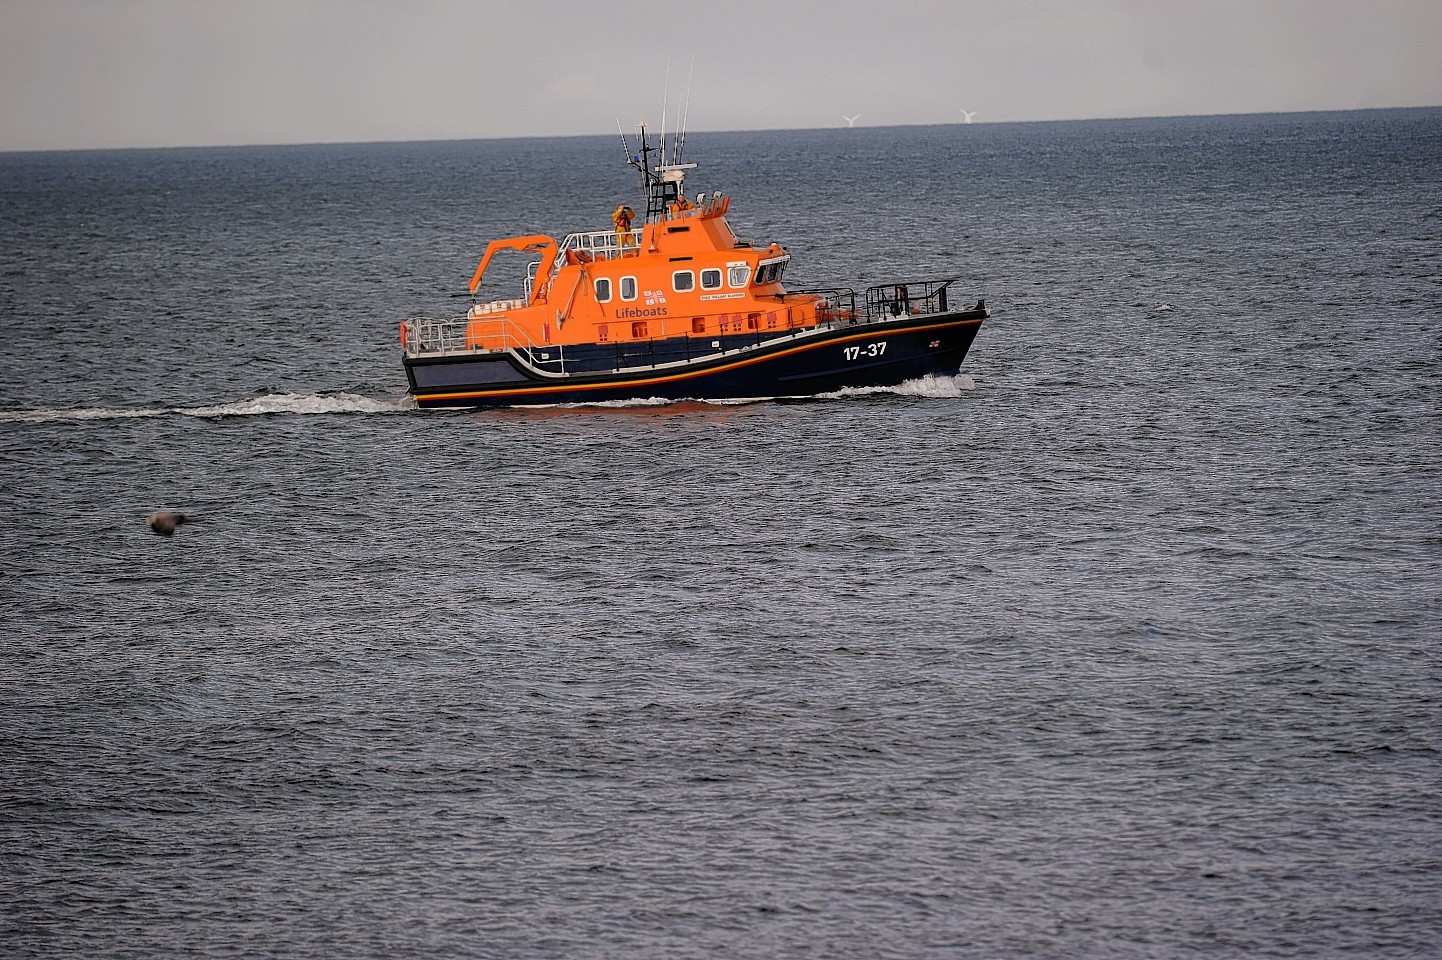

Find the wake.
xmin=819 ymin=373 xmax=976 ymax=400
xmin=0 ymin=392 xmax=413 ymax=423
xmin=516 ymin=374 xmax=978 ymax=410
xmin=0 ymin=376 xmax=975 ymax=422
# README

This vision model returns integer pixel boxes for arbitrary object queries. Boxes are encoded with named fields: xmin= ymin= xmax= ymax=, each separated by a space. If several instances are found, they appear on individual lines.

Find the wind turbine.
xmin=959 ymin=109 xmax=977 ymax=124
xmin=842 ymin=114 xmax=860 ymax=128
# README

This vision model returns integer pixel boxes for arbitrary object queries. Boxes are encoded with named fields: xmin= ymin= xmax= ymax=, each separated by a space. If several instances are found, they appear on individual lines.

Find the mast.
xmin=622 ymin=65 xmax=702 ymax=223
xmin=626 ymin=124 xmax=697 ymax=224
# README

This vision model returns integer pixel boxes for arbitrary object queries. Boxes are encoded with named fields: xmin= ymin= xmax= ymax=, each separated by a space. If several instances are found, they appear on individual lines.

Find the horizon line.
xmin=3 ymin=104 xmax=1438 ymax=157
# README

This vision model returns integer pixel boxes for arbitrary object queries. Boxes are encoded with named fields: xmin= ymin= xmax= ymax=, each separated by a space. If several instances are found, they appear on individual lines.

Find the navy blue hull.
xmin=405 ymin=309 xmax=984 ymax=408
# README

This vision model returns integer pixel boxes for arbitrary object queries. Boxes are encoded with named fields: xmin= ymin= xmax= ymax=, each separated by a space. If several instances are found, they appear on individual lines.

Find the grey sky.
xmin=1 ymin=0 xmax=1439 ymax=151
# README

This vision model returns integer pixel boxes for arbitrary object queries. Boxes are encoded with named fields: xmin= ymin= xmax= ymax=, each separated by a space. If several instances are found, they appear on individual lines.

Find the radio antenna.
xmin=675 ymin=57 xmax=694 ymax=164
xmin=616 ymin=119 xmax=633 ymax=167
xmin=659 ymin=59 xmax=671 ymax=168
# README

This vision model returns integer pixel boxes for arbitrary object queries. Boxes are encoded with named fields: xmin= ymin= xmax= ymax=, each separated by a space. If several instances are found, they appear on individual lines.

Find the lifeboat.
xmin=400 ymin=128 xmax=988 ymax=408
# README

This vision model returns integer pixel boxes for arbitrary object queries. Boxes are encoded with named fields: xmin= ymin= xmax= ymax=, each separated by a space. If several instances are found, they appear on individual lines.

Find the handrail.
xmin=862 ymin=278 xmax=966 ymax=321
xmin=402 ymin=276 xmax=976 ymax=371
xmin=556 ymin=229 xmax=640 ymax=264
xmin=401 ymin=314 xmax=548 ymax=357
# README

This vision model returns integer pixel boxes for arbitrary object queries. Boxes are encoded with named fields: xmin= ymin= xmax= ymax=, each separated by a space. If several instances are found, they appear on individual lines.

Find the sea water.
xmin=1 ymin=110 xmax=1439 ymax=958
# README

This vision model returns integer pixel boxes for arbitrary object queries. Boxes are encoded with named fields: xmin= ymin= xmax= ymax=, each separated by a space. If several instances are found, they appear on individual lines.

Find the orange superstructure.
xmin=460 ymin=188 xmax=825 ymax=352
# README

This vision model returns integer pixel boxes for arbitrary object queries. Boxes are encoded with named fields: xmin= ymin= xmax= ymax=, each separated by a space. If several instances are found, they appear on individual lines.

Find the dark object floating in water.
xmin=147 ymin=511 xmax=192 ymax=536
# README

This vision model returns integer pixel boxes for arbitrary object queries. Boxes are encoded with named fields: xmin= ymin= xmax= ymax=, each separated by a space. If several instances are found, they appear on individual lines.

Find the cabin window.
xmin=594 ymin=277 xmax=612 ymax=303
xmin=631 ymin=321 xmax=648 ymax=338
xmin=620 ymin=276 xmax=638 ymax=301
xmin=691 ymin=317 xmax=705 ymax=334
xmin=673 ymin=270 xmax=695 ymax=293
xmin=756 ymin=261 xmax=787 ymax=284
xmin=727 ymin=264 xmax=751 ymax=288
xmin=700 ymin=268 xmax=723 ymax=290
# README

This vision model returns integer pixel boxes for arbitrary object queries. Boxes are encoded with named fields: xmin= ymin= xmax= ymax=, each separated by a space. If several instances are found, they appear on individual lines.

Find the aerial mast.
xmin=620 ymin=68 xmax=701 ymax=223
xmin=675 ymin=57 xmax=694 ymax=165
xmin=659 ymin=60 xmax=670 ymax=168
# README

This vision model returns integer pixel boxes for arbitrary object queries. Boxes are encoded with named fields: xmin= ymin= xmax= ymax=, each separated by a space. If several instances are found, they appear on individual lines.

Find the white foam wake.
xmin=0 ymin=392 xmax=413 ymax=423
xmin=183 ymin=393 xmax=410 ymax=418
xmin=820 ymin=373 xmax=977 ymax=400
xmin=501 ymin=395 xmax=760 ymax=412
xmin=510 ymin=375 xmax=977 ymax=411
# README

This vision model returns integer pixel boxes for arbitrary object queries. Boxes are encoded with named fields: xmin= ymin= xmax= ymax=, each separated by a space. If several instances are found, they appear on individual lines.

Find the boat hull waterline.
xmin=405 ymin=308 xmax=985 ymax=408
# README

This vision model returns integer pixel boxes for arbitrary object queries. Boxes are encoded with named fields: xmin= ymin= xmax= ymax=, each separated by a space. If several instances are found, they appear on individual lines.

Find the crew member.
xmin=612 ymin=204 xmax=636 ymax=251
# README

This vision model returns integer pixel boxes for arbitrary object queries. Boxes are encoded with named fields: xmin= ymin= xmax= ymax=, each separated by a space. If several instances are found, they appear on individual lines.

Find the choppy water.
xmin=2 ymin=110 xmax=1440 ymax=958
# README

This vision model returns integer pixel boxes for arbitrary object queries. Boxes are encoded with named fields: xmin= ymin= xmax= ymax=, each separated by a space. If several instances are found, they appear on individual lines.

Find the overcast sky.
xmin=1 ymin=0 xmax=1439 ymax=152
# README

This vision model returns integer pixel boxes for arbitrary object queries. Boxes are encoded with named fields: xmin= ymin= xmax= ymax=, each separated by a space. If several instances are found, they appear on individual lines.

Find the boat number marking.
xmin=843 ymin=342 xmax=888 ymax=361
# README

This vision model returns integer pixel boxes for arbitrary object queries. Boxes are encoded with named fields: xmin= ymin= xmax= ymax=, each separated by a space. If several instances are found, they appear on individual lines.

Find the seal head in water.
xmin=146 ymin=511 xmax=191 ymax=536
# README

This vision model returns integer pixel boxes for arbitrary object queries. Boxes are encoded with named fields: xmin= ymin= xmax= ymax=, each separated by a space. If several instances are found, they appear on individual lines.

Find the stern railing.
xmin=402 ymin=315 xmax=546 ymax=357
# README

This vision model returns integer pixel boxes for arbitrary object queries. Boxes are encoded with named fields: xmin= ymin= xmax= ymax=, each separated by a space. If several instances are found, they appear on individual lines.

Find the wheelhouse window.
xmin=594 ymin=277 xmax=612 ymax=302
xmin=756 ymin=259 xmax=788 ymax=284
xmin=620 ymin=276 xmax=638 ymax=301
xmin=700 ymin=268 xmax=723 ymax=290
xmin=672 ymin=270 xmax=695 ymax=293
xmin=727 ymin=263 xmax=751 ymax=288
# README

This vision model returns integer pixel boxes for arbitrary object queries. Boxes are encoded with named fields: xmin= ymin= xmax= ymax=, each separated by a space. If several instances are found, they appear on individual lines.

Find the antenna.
xmin=616 ymin=119 xmax=633 ymax=167
xmin=675 ymin=57 xmax=695 ymax=164
xmin=659 ymin=59 xmax=671 ymax=168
